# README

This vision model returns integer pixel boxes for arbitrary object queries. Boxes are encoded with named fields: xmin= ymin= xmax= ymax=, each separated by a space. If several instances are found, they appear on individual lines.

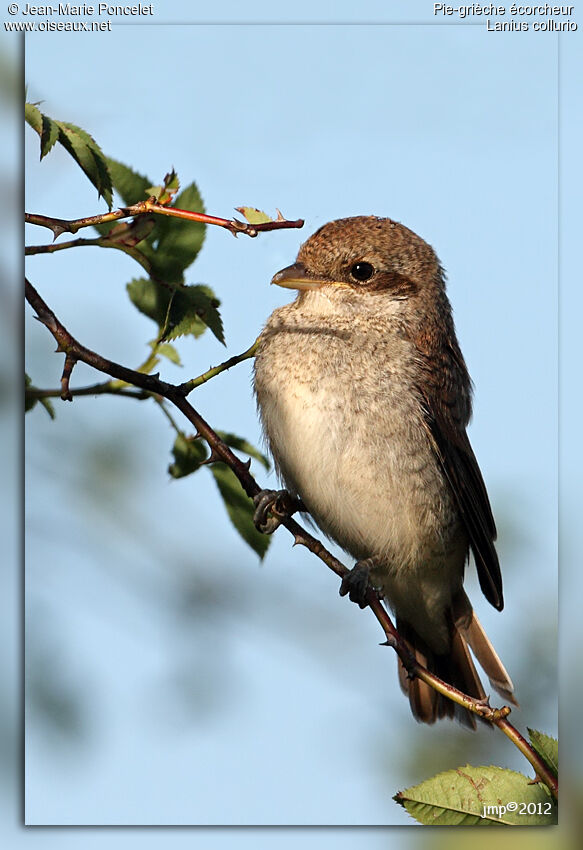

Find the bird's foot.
xmin=339 ymin=558 xmax=376 ymax=609
xmin=253 ymin=489 xmax=301 ymax=534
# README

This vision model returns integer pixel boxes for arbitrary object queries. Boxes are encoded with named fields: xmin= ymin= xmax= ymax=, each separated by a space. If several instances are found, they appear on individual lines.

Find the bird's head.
xmin=271 ymin=216 xmax=442 ymax=301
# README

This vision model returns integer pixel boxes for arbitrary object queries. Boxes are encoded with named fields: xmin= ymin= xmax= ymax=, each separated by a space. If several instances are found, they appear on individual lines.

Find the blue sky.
xmin=5 ymin=0 xmax=580 ymax=840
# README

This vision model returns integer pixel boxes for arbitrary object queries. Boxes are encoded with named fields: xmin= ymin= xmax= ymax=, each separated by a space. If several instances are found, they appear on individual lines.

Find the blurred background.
xmin=1 ymin=0 xmax=580 ymax=844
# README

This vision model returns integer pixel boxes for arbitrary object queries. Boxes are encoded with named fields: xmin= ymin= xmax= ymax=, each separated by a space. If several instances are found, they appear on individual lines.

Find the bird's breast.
xmin=254 ymin=311 xmax=463 ymax=578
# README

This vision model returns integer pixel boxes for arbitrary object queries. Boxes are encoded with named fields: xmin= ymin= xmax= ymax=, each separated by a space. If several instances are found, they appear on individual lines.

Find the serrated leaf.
xmin=102 ymin=175 xmax=205 ymax=281
xmin=146 ymin=169 xmax=180 ymax=205
xmin=25 ymin=103 xmax=60 ymax=160
xmin=152 ymin=181 xmax=206 ymax=281
xmin=160 ymin=290 xmax=209 ymax=342
xmin=210 ymin=464 xmax=270 ymax=559
xmin=54 ymin=120 xmax=113 ymax=209
xmin=216 ymin=432 xmax=270 ymax=471
xmin=146 ymin=185 xmax=171 ymax=205
xmin=394 ymin=765 xmax=557 ymax=826
xmin=162 ymin=285 xmax=224 ymax=345
xmin=528 ymin=730 xmax=558 ymax=779
xmin=126 ymin=277 xmax=171 ymax=326
xmin=168 ymin=433 xmax=207 ymax=479
xmin=25 ymin=102 xmax=43 ymax=134
xmin=150 ymin=341 xmax=182 ymax=366
xmin=126 ymin=279 xmax=223 ymax=345
xmin=91 ymin=160 xmax=153 ymax=238
xmin=106 ymin=158 xmax=152 ymax=206
xmin=40 ymin=114 xmax=59 ymax=159
xmin=26 ymin=105 xmax=112 ymax=207
xmin=164 ymin=170 xmax=179 ymax=194
xmin=236 ymin=206 xmax=273 ymax=224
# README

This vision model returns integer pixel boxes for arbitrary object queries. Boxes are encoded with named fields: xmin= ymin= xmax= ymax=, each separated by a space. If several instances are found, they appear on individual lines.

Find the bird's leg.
xmin=253 ymin=489 xmax=304 ymax=534
xmin=339 ymin=558 xmax=377 ymax=609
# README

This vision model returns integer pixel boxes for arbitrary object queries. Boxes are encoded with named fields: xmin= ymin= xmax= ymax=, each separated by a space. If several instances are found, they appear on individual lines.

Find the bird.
xmin=252 ymin=215 xmax=517 ymax=726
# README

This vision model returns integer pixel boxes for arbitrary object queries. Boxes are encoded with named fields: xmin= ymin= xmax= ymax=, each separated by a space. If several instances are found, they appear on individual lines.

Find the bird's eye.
xmin=350 ymin=261 xmax=374 ymax=282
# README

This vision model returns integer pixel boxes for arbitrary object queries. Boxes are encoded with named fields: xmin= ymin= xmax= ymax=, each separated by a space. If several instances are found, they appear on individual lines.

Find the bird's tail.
xmin=396 ymin=602 xmax=517 ymax=728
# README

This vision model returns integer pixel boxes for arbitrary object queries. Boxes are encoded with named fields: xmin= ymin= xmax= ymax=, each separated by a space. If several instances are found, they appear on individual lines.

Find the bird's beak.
xmin=271 ymin=262 xmax=343 ymax=291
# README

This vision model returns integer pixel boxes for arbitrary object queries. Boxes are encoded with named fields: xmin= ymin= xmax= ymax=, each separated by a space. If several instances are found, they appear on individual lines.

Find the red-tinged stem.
xmin=25 ymin=202 xmax=304 ymax=239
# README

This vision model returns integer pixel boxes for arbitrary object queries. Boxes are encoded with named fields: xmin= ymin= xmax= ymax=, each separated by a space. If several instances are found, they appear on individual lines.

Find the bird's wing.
xmin=417 ymin=377 xmax=504 ymax=612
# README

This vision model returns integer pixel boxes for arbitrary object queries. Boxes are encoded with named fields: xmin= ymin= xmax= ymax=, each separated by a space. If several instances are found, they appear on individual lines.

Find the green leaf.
xmin=25 ymin=102 xmax=43 ymax=134
xmin=25 ymin=103 xmax=60 ymax=160
xmin=164 ymin=170 xmax=180 ymax=194
xmin=92 ymin=166 xmax=206 ymax=279
xmin=153 ymin=181 xmax=206 ymax=281
xmin=162 ymin=285 xmax=224 ymax=345
xmin=210 ymin=464 xmax=270 ymax=559
xmin=216 ymin=432 xmax=270 ymax=471
xmin=236 ymin=206 xmax=273 ymax=224
xmin=54 ymin=121 xmax=113 ymax=209
xmin=106 ymin=158 xmax=153 ymax=206
xmin=168 ymin=433 xmax=207 ymax=479
xmin=126 ymin=278 xmax=224 ymax=345
xmin=25 ymin=374 xmax=55 ymax=419
xmin=150 ymin=341 xmax=182 ymax=366
xmin=26 ymin=105 xmax=114 ymax=208
xmin=90 ymin=159 xmax=154 ymax=238
xmin=394 ymin=765 xmax=557 ymax=826
xmin=40 ymin=114 xmax=60 ymax=159
xmin=126 ymin=277 xmax=171 ymax=326
xmin=146 ymin=169 xmax=180 ymax=205
xmin=527 ymin=729 xmax=558 ymax=779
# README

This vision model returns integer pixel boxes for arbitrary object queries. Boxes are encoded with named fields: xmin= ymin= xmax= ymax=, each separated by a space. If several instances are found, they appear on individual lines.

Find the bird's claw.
xmin=253 ymin=489 xmax=299 ymax=534
xmin=339 ymin=558 xmax=376 ymax=609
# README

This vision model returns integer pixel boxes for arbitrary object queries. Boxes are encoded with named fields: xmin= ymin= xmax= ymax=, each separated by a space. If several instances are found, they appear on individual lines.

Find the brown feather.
xmin=396 ymin=616 xmax=492 ymax=729
xmin=460 ymin=610 xmax=518 ymax=705
xmin=412 ymin=287 xmax=504 ymax=612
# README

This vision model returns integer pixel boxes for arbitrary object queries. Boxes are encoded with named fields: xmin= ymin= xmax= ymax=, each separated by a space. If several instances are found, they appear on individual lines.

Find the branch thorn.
xmin=200 ymin=448 xmax=223 ymax=466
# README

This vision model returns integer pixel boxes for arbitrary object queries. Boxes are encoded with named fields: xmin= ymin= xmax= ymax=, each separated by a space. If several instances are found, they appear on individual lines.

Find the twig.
xmin=25 ymin=339 xmax=261 ymax=404
xmin=26 ymin=236 xmax=101 ymax=255
xmin=178 ymin=338 xmax=260 ymax=396
xmin=152 ymin=397 xmax=184 ymax=435
xmin=25 ymin=201 xmax=304 ymax=240
xmin=25 ymin=381 xmax=151 ymax=401
xmin=24 ymin=277 xmax=558 ymax=801
xmin=60 ymin=353 xmax=77 ymax=401
xmin=25 ymin=235 xmax=154 ymax=278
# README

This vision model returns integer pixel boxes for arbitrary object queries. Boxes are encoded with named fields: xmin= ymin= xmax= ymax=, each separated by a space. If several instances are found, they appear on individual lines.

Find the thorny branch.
xmin=25 ymin=201 xmax=304 ymax=240
xmin=25 ymin=342 xmax=260 ymax=404
xmin=25 ymin=234 xmax=155 ymax=279
xmin=25 ymin=277 xmax=558 ymax=801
